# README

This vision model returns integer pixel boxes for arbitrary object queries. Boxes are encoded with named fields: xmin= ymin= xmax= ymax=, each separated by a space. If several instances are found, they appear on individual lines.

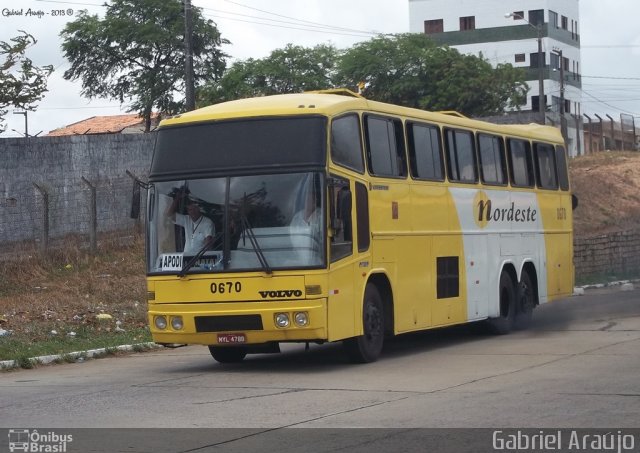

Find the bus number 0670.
xmin=210 ymin=281 xmax=242 ymax=294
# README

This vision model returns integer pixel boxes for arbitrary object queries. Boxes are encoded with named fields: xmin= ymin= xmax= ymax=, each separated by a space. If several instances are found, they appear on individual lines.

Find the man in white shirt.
xmin=166 ymin=192 xmax=214 ymax=255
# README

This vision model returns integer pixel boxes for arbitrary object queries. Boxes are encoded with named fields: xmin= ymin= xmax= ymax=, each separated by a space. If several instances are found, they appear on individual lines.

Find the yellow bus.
xmin=146 ymin=89 xmax=574 ymax=363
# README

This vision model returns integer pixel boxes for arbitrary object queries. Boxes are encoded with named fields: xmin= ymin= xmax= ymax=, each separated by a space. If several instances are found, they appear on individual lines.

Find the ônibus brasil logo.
xmin=473 ymin=191 xmax=537 ymax=229
xmin=8 ymin=429 xmax=73 ymax=453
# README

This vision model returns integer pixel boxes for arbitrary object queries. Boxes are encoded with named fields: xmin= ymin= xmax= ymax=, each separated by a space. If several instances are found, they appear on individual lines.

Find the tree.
xmin=199 ymin=44 xmax=338 ymax=105
xmin=335 ymin=34 xmax=527 ymax=116
xmin=61 ymin=0 xmax=229 ymax=131
xmin=0 ymin=31 xmax=54 ymax=134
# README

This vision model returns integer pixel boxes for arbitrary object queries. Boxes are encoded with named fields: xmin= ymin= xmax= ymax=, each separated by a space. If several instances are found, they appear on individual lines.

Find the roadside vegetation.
xmin=0 ymin=233 xmax=149 ymax=369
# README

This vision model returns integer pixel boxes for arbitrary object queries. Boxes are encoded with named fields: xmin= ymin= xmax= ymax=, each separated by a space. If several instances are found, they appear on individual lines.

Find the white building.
xmin=409 ymin=0 xmax=583 ymax=155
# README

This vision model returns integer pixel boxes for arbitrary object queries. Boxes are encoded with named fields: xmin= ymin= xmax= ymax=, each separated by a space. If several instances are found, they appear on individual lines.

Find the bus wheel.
xmin=486 ymin=272 xmax=516 ymax=335
xmin=208 ymin=346 xmax=247 ymax=363
xmin=344 ymin=284 xmax=385 ymax=363
xmin=515 ymin=272 xmax=535 ymax=330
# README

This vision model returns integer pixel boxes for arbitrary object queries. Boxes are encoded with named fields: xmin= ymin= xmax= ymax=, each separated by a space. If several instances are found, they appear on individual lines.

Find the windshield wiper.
xmin=239 ymin=211 xmax=272 ymax=275
xmin=178 ymin=232 xmax=223 ymax=277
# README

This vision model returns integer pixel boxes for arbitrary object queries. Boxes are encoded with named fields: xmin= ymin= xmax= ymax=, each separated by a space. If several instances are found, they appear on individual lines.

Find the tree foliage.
xmin=198 ymin=44 xmax=338 ymax=105
xmin=335 ymin=34 xmax=527 ymax=116
xmin=203 ymin=34 xmax=527 ymax=117
xmin=60 ymin=0 xmax=229 ymax=130
xmin=0 ymin=31 xmax=54 ymax=133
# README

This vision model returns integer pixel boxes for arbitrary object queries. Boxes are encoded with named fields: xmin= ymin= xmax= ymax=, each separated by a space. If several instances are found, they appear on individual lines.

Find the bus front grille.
xmin=195 ymin=315 xmax=263 ymax=332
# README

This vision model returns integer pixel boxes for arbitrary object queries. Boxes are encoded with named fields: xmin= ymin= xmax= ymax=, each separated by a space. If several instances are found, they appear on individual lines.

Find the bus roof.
xmin=160 ymin=90 xmax=563 ymax=144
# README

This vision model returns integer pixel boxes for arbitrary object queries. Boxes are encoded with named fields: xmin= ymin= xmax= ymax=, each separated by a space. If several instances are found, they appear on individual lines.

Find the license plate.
xmin=217 ymin=333 xmax=246 ymax=344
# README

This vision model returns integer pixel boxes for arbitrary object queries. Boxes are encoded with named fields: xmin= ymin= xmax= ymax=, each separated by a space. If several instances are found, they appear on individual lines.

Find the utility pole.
xmin=505 ymin=12 xmax=545 ymax=124
xmin=184 ymin=0 xmax=196 ymax=111
xmin=553 ymin=49 xmax=567 ymax=144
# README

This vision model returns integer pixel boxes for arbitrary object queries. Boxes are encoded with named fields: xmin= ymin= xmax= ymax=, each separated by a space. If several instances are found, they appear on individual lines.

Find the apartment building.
xmin=409 ymin=0 xmax=582 ymax=154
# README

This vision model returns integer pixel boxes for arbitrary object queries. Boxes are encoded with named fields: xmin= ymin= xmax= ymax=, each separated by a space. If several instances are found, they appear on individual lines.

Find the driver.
xmin=166 ymin=191 xmax=214 ymax=255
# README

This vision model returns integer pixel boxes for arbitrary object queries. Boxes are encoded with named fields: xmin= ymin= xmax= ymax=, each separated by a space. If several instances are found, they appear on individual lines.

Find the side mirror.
xmin=571 ymin=194 xmax=579 ymax=211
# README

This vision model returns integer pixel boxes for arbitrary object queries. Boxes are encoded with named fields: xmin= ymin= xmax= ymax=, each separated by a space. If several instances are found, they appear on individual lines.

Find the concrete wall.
xmin=0 ymin=134 xmax=155 ymax=245
xmin=574 ymin=229 xmax=640 ymax=282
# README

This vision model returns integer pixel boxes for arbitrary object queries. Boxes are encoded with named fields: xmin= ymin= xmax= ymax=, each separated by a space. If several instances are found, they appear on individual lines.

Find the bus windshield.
xmin=148 ymin=172 xmax=325 ymax=274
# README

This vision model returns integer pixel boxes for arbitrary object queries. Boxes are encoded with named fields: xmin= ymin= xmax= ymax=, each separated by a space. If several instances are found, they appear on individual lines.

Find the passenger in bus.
xmin=290 ymin=188 xmax=320 ymax=228
xmin=166 ymin=191 xmax=215 ymax=255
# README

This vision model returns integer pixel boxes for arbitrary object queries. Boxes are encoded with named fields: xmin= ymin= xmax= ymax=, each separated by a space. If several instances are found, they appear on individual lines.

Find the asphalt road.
xmin=1 ymin=287 xmax=639 ymax=452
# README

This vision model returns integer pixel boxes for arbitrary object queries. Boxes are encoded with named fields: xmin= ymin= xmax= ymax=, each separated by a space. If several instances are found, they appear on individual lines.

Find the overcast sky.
xmin=1 ymin=0 xmax=639 ymax=137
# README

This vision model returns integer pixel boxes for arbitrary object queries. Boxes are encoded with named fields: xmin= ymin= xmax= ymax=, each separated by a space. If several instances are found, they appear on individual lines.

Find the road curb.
xmin=574 ymin=279 xmax=638 ymax=295
xmin=0 ymin=342 xmax=161 ymax=370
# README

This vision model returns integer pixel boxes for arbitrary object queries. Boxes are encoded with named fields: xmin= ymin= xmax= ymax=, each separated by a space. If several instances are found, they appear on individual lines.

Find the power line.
xmin=219 ymin=0 xmax=380 ymax=35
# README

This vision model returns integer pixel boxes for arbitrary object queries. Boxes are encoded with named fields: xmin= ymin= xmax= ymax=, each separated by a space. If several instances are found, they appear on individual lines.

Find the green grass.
xmin=0 ymin=326 xmax=152 ymax=366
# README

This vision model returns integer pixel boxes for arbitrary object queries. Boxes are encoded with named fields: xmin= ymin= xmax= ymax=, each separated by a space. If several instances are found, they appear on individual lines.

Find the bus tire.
xmin=344 ymin=284 xmax=385 ymax=363
xmin=208 ymin=346 xmax=247 ymax=363
xmin=486 ymin=272 xmax=516 ymax=335
xmin=515 ymin=272 xmax=535 ymax=330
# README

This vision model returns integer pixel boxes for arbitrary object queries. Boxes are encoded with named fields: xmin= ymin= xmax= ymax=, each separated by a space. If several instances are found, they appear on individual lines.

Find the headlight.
xmin=171 ymin=316 xmax=183 ymax=330
xmin=275 ymin=313 xmax=290 ymax=328
xmin=154 ymin=316 xmax=167 ymax=330
xmin=294 ymin=312 xmax=308 ymax=327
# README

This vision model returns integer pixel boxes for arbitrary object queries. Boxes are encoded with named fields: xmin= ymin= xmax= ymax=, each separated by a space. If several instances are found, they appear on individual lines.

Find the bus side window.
xmin=329 ymin=175 xmax=353 ymax=262
xmin=445 ymin=128 xmax=477 ymax=183
xmin=478 ymin=134 xmax=507 ymax=185
xmin=555 ymin=145 xmax=570 ymax=191
xmin=407 ymin=122 xmax=445 ymax=181
xmin=365 ymin=115 xmax=407 ymax=178
xmin=356 ymin=182 xmax=370 ymax=252
xmin=534 ymin=142 xmax=559 ymax=190
xmin=507 ymin=138 xmax=535 ymax=187
xmin=331 ymin=114 xmax=365 ymax=173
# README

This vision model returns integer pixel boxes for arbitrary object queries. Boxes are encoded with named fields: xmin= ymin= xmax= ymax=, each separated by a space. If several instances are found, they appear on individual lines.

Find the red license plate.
xmin=217 ymin=333 xmax=246 ymax=344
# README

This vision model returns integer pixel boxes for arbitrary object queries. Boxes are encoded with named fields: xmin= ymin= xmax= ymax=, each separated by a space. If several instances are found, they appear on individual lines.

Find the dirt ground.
xmin=570 ymin=151 xmax=640 ymax=238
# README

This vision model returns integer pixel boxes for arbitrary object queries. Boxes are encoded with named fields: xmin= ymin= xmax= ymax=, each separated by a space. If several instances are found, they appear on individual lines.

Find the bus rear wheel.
xmin=344 ymin=284 xmax=385 ymax=363
xmin=486 ymin=272 xmax=516 ymax=335
xmin=515 ymin=272 xmax=535 ymax=330
xmin=208 ymin=346 xmax=247 ymax=363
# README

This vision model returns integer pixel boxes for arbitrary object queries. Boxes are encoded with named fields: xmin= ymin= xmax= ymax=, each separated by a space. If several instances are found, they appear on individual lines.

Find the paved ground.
xmin=1 ymin=288 xmax=639 ymax=451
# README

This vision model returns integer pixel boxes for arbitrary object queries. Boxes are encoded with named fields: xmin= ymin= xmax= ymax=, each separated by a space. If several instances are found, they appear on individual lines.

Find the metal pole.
xmin=536 ymin=26 xmax=545 ymax=123
xmin=606 ymin=114 xmax=616 ymax=151
xmin=506 ymin=12 xmax=546 ymax=124
xmin=553 ymin=49 xmax=567 ymax=144
xmin=184 ymin=0 xmax=196 ymax=111
xmin=584 ymin=114 xmax=592 ymax=154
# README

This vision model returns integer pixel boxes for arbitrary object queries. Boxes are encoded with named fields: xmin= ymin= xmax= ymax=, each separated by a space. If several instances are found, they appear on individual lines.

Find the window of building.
xmin=424 ymin=19 xmax=443 ymax=34
xmin=515 ymin=53 xmax=526 ymax=63
xmin=528 ymin=9 xmax=544 ymax=26
xmin=460 ymin=16 xmax=475 ymax=31
xmin=550 ymin=52 xmax=560 ymax=70
xmin=445 ymin=129 xmax=477 ymax=183
xmin=549 ymin=10 xmax=558 ymax=28
xmin=407 ymin=122 xmax=444 ymax=181
xmin=561 ymin=15 xmax=568 ymax=30
xmin=532 ymin=95 xmax=546 ymax=112
xmin=530 ymin=51 xmax=545 ymax=68
xmin=512 ymin=11 xmax=524 ymax=20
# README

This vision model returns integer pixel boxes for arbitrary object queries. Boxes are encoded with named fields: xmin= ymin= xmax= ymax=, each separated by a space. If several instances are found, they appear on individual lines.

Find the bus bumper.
xmin=148 ymin=299 xmax=327 ymax=346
